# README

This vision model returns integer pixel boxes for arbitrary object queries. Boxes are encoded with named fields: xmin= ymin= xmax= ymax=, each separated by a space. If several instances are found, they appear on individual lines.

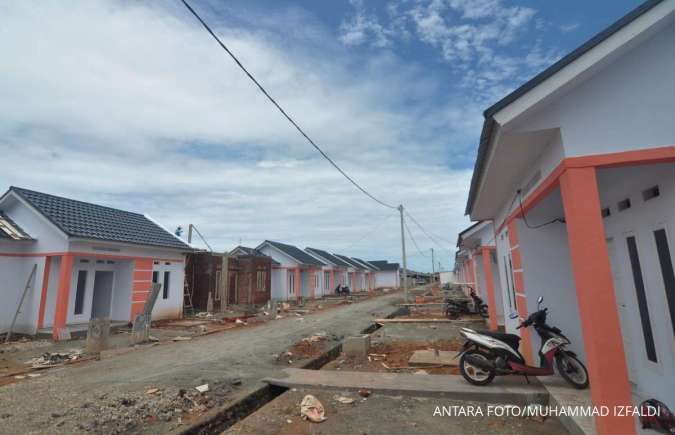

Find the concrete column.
xmin=560 ymin=167 xmax=634 ymax=435
xmin=481 ymin=247 xmax=498 ymax=331
xmin=37 ymin=256 xmax=52 ymax=330
xmin=53 ymin=254 xmax=74 ymax=340
xmin=330 ymin=270 xmax=335 ymax=293
xmin=309 ymin=268 xmax=316 ymax=299
xmin=351 ymin=271 xmax=356 ymax=290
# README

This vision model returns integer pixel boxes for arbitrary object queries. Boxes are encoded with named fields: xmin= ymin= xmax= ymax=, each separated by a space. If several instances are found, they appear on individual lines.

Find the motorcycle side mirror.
xmin=537 ymin=296 xmax=544 ymax=307
xmin=509 ymin=312 xmax=519 ymax=320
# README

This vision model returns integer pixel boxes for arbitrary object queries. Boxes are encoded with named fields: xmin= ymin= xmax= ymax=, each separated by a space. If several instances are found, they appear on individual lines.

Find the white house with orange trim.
xmin=464 ymin=1 xmax=675 ymax=433
xmin=0 ymin=187 xmax=190 ymax=340
xmin=455 ymin=221 xmax=504 ymax=330
xmin=256 ymin=240 xmax=325 ymax=301
xmin=304 ymin=247 xmax=351 ymax=296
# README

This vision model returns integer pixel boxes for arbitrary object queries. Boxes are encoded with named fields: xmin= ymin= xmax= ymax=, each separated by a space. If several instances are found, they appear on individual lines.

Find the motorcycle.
xmin=335 ymin=285 xmax=351 ymax=296
xmin=445 ymin=288 xmax=489 ymax=319
xmin=457 ymin=296 xmax=589 ymax=389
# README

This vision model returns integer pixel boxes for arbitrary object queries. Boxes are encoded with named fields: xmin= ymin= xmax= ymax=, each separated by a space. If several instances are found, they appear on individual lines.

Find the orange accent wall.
xmin=52 ymin=254 xmax=74 ymax=340
xmin=294 ymin=268 xmax=301 ymax=302
xmin=559 ymin=167 xmax=635 ymax=435
xmin=37 ymin=256 xmax=52 ymax=330
xmin=481 ymin=247 xmax=498 ymax=331
xmin=129 ymin=258 xmax=155 ymax=321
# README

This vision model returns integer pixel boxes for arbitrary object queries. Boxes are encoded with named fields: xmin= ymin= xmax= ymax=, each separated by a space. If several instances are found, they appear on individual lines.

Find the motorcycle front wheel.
xmin=459 ymin=350 xmax=495 ymax=386
xmin=479 ymin=305 xmax=489 ymax=318
xmin=555 ymin=351 xmax=589 ymax=389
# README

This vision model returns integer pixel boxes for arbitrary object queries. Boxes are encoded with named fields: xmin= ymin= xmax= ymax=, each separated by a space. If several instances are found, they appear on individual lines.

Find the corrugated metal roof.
xmin=5 ymin=187 xmax=190 ymax=250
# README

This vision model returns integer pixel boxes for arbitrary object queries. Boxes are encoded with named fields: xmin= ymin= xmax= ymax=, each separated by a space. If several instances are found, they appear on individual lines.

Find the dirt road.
xmin=0 ymin=293 xmax=401 ymax=434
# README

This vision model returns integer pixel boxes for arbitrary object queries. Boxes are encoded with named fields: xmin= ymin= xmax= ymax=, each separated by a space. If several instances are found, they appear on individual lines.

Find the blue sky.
xmin=0 ymin=0 xmax=642 ymax=271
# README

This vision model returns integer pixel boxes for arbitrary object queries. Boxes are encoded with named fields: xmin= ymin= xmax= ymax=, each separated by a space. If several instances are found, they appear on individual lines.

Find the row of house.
xmin=454 ymin=1 xmax=675 ymax=434
xmin=0 ymin=186 xmax=400 ymax=340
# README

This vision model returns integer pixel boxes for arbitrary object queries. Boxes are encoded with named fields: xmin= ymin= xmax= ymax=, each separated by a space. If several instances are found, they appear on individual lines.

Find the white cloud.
xmin=0 ymin=0 xmax=474 ymax=271
xmin=560 ymin=22 xmax=580 ymax=33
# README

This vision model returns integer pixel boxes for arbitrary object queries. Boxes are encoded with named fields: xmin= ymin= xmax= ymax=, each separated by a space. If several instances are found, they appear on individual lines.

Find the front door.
xmin=607 ymin=237 xmax=637 ymax=382
xmin=91 ymin=271 xmax=114 ymax=319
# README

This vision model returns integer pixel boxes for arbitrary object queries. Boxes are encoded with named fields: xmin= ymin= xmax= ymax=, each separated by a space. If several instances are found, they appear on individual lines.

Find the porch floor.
xmin=540 ymin=376 xmax=595 ymax=435
xmin=36 ymin=321 xmax=130 ymax=339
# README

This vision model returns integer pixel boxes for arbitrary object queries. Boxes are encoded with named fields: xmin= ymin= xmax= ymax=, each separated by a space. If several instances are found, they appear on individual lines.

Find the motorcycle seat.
xmin=480 ymin=331 xmax=521 ymax=350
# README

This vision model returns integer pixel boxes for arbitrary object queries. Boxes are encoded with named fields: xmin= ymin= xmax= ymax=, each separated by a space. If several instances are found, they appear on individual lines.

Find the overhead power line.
xmin=404 ymin=210 xmax=451 ymax=247
xmin=344 ymin=213 xmax=396 ymax=250
xmin=180 ymin=0 xmax=398 ymax=210
xmin=403 ymin=219 xmax=428 ymax=258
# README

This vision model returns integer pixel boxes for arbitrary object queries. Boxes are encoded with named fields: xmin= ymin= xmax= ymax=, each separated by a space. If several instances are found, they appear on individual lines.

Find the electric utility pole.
xmin=399 ymin=205 xmax=408 ymax=302
xmin=431 ymin=248 xmax=435 ymax=274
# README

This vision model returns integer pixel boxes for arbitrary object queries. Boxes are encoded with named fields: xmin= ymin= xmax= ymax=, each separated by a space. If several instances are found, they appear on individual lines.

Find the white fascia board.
xmin=493 ymin=1 xmax=675 ymax=126
xmin=0 ymin=191 xmax=69 ymax=240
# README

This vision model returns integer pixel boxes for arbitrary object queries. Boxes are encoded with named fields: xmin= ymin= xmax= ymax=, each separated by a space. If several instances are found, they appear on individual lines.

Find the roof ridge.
xmin=10 ymin=186 xmax=145 ymax=217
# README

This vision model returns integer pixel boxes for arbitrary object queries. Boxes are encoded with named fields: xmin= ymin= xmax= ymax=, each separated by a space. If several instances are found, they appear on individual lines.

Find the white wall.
xmin=271 ymin=268 xmax=287 ymax=301
xmin=375 ymin=270 xmax=399 ymax=288
xmin=596 ymin=163 xmax=675 ymax=404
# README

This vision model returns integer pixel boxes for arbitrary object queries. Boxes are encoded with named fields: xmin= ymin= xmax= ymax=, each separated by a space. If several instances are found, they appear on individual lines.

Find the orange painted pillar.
xmin=508 ymin=220 xmax=534 ymax=364
xmin=37 ymin=256 xmax=52 ymax=329
xmin=481 ymin=247 xmax=498 ymax=331
xmin=560 ymin=167 xmax=635 ymax=435
xmin=351 ymin=272 xmax=356 ymax=290
xmin=52 ymin=254 xmax=74 ymax=340
xmin=309 ymin=268 xmax=316 ymax=299
xmin=294 ymin=267 xmax=302 ymax=302
xmin=329 ymin=270 xmax=335 ymax=292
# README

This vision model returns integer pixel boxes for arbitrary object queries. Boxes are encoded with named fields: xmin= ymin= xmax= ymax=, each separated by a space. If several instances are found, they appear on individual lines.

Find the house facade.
xmin=455 ymin=221 xmax=504 ymax=330
xmin=367 ymin=260 xmax=401 ymax=289
xmin=256 ymin=240 xmax=324 ymax=301
xmin=464 ymin=2 xmax=675 ymax=433
xmin=305 ymin=247 xmax=351 ymax=296
xmin=0 ymin=187 xmax=190 ymax=340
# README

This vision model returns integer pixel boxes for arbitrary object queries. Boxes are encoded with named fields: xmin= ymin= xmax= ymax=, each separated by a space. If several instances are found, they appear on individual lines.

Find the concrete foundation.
xmin=343 ymin=335 xmax=370 ymax=357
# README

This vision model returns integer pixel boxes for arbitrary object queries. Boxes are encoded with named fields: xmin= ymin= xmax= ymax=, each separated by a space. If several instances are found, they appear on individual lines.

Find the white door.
xmin=606 ymin=237 xmax=637 ymax=382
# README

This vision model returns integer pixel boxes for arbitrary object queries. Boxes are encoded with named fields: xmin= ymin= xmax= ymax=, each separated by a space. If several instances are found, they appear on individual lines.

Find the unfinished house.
xmin=352 ymin=258 xmax=378 ymax=291
xmin=256 ymin=240 xmax=324 ymax=301
xmin=367 ymin=260 xmax=401 ymax=289
xmin=185 ymin=247 xmax=273 ymax=310
xmin=332 ymin=254 xmax=362 ymax=291
xmin=304 ymin=247 xmax=351 ymax=295
xmin=0 ymin=187 xmax=190 ymax=340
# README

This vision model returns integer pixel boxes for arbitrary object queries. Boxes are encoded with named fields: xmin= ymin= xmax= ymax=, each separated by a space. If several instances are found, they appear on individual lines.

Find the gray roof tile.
xmin=7 ymin=187 xmax=190 ymax=250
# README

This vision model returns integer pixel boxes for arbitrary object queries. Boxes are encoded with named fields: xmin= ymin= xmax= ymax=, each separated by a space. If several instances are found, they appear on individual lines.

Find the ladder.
xmin=183 ymin=257 xmax=195 ymax=316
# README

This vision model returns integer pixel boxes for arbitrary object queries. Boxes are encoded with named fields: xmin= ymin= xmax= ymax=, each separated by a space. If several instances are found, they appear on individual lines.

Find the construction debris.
xmin=195 ymin=384 xmax=209 ymax=393
xmin=300 ymin=394 xmax=326 ymax=423
xmin=27 ymin=349 xmax=84 ymax=368
xmin=172 ymin=336 xmax=192 ymax=342
xmin=333 ymin=395 xmax=354 ymax=404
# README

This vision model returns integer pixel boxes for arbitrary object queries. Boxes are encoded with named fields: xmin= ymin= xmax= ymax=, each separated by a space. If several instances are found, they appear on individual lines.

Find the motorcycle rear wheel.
xmin=555 ymin=352 xmax=589 ymax=389
xmin=460 ymin=350 xmax=496 ymax=386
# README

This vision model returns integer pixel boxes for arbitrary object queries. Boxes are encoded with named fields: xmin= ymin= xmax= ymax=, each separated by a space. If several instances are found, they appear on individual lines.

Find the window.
xmin=324 ymin=271 xmax=330 ymax=290
xmin=257 ymin=270 xmax=267 ymax=292
xmin=288 ymin=273 xmax=295 ymax=294
xmin=503 ymin=257 xmax=513 ymax=310
xmin=152 ymin=271 xmax=159 ymax=283
xmin=508 ymin=255 xmax=517 ymax=311
xmin=642 ymin=185 xmax=660 ymax=201
xmin=626 ymin=236 xmax=657 ymax=362
xmin=601 ymin=207 xmax=611 ymax=219
xmin=163 ymin=271 xmax=170 ymax=300
xmin=653 ymin=229 xmax=675 ymax=336
xmin=74 ymin=270 xmax=87 ymax=315
xmin=617 ymin=198 xmax=631 ymax=212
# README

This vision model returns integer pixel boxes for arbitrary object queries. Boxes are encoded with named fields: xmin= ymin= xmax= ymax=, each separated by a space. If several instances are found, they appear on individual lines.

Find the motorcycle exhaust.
xmin=464 ymin=354 xmax=495 ymax=371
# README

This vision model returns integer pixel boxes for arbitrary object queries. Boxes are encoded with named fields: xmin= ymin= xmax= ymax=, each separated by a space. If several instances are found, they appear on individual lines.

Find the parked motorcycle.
xmin=335 ymin=285 xmax=351 ymax=296
xmin=457 ymin=296 xmax=589 ymax=389
xmin=445 ymin=288 xmax=489 ymax=319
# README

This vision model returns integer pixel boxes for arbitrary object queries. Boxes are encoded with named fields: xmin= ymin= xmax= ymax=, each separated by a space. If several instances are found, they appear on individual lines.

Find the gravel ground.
xmin=224 ymin=387 xmax=570 ymax=435
xmin=0 ymin=293 xmax=402 ymax=434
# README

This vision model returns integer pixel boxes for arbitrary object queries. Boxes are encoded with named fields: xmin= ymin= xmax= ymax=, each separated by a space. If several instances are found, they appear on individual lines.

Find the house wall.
xmin=375 ymin=271 xmax=398 ymax=288
xmin=271 ymin=268 xmax=286 ymax=301
xmin=595 ymin=163 xmax=675 ymax=404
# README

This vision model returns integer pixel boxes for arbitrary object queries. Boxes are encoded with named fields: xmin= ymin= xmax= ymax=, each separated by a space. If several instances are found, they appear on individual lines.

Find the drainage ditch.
xmin=177 ymin=306 xmax=407 ymax=434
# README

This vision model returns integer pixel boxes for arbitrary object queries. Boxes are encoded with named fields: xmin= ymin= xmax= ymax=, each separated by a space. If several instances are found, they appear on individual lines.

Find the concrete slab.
xmin=408 ymin=349 xmax=459 ymax=367
xmin=540 ymin=376 xmax=596 ymax=435
xmin=372 ymin=320 xmax=486 ymax=342
xmin=264 ymin=368 xmax=549 ymax=406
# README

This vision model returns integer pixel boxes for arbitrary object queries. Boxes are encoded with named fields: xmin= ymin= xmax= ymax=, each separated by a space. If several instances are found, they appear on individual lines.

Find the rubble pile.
xmin=27 ymin=349 xmax=84 ymax=368
xmin=57 ymin=380 xmax=239 ymax=434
